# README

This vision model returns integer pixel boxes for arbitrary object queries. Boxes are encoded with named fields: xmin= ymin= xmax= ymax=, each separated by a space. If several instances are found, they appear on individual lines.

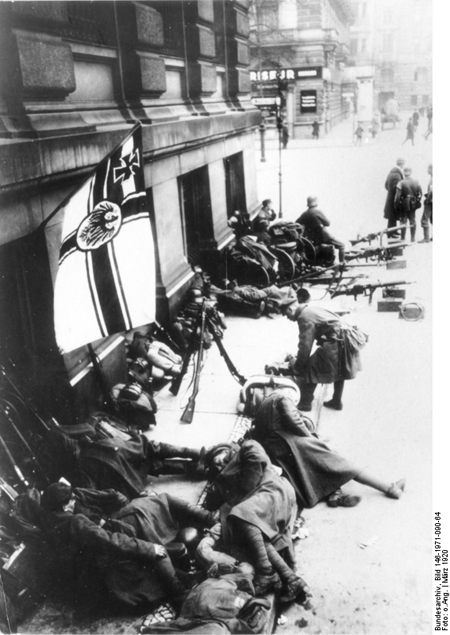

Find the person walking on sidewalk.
xmin=251 ymin=391 xmax=406 ymax=509
xmin=394 ymin=166 xmax=423 ymax=242
xmin=419 ymin=163 xmax=433 ymax=243
xmin=280 ymin=288 xmax=367 ymax=412
xmin=354 ymin=125 xmax=364 ymax=145
xmin=402 ymin=118 xmax=415 ymax=146
xmin=383 ymin=157 xmax=405 ymax=238
xmin=311 ymin=119 xmax=320 ymax=140
xmin=296 ymin=196 xmax=346 ymax=263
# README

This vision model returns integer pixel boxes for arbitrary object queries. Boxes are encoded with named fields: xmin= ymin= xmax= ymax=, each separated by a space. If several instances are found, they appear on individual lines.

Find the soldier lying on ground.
xmin=250 ymin=391 xmax=406 ymax=509
xmin=203 ymin=439 xmax=310 ymax=604
xmin=141 ymin=562 xmax=271 ymax=635
xmin=38 ymin=483 xmax=216 ymax=611
xmin=38 ymin=428 xmax=207 ymax=499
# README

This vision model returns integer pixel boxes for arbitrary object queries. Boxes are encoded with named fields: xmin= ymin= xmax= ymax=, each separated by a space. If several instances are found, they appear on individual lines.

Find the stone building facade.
xmin=348 ymin=0 xmax=432 ymax=112
xmin=249 ymin=0 xmax=354 ymax=138
xmin=0 ymin=1 xmax=260 ymax=421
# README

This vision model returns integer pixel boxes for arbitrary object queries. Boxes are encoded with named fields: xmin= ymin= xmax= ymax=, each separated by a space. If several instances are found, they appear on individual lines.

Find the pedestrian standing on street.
xmin=311 ymin=119 xmax=320 ymax=140
xmin=394 ymin=166 xmax=423 ymax=242
xmin=354 ymin=125 xmax=364 ymax=145
xmin=383 ymin=157 xmax=405 ymax=237
xmin=412 ymin=110 xmax=420 ymax=131
xmin=419 ymin=163 xmax=433 ymax=243
xmin=280 ymin=288 xmax=367 ymax=412
xmin=282 ymin=124 xmax=289 ymax=149
xmin=402 ymin=118 xmax=415 ymax=146
xmin=424 ymin=104 xmax=433 ymax=139
xmin=371 ymin=116 xmax=380 ymax=139
xmin=296 ymin=196 xmax=346 ymax=263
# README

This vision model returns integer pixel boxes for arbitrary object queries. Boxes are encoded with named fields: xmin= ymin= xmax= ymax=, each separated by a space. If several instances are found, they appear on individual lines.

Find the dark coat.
xmin=296 ymin=207 xmax=330 ymax=245
xmin=395 ymin=177 xmax=423 ymax=217
xmin=252 ymin=393 xmax=359 ymax=508
xmin=384 ymin=166 xmax=404 ymax=221
xmin=291 ymin=304 xmax=362 ymax=383
xmin=42 ymin=488 xmax=192 ymax=608
xmin=206 ymin=441 xmax=295 ymax=554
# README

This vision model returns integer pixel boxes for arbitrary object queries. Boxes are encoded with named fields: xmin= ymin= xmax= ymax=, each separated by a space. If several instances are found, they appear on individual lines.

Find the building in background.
xmin=0 ymin=0 xmax=259 ymax=421
xmin=249 ymin=0 xmax=355 ymax=138
xmin=347 ymin=0 xmax=432 ymax=113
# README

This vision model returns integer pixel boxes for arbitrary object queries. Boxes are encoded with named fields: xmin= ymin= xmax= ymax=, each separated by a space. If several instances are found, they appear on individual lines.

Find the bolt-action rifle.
xmin=205 ymin=306 xmax=246 ymax=386
xmin=152 ymin=320 xmax=182 ymax=354
xmin=331 ymin=280 xmax=415 ymax=304
xmin=275 ymin=263 xmax=346 ymax=288
xmin=349 ymin=225 xmax=408 ymax=247
xmin=87 ymin=343 xmax=118 ymax=414
xmin=180 ymin=302 xmax=207 ymax=424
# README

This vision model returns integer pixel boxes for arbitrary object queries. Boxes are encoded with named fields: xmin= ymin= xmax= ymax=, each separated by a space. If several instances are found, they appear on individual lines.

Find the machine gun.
xmin=275 ymin=263 xmax=346 ymax=287
xmin=331 ymin=280 xmax=415 ymax=304
xmin=345 ymin=243 xmax=410 ymax=263
xmin=349 ymin=225 xmax=408 ymax=247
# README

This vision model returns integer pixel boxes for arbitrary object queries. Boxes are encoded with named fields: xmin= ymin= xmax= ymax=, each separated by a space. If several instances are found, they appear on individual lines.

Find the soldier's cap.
xmin=307 ymin=196 xmax=318 ymax=207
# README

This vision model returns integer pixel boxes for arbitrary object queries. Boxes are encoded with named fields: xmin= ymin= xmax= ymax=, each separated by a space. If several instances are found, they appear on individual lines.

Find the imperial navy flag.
xmin=52 ymin=124 xmax=156 ymax=353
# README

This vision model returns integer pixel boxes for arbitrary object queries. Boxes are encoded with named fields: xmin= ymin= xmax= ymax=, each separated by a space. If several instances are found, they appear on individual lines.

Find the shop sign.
xmin=300 ymin=90 xmax=317 ymax=113
xmin=250 ymin=67 xmax=322 ymax=83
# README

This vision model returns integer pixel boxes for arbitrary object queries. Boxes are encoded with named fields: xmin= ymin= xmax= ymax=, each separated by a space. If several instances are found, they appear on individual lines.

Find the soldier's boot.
xmin=266 ymin=542 xmax=310 ymax=604
xmin=410 ymin=226 xmax=416 ymax=242
xmin=184 ymin=503 xmax=217 ymax=528
xmin=400 ymin=227 xmax=407 ymax=241
xmin=418 ymin=227 xmax=430 ymax=243
xmin=324 ymin=379 xmax=345 ymax=410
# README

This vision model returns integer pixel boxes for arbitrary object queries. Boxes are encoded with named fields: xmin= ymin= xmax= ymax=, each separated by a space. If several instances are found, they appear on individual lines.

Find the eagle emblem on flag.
xmin=52 ymin=124 xmax=156 ymax=353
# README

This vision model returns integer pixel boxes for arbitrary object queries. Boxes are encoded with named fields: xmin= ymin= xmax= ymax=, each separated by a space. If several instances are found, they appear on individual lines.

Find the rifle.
xmin=0 ymin=400 xmax=49 ymax=485
xmin=349 ymin=225 xmax=408 ymax=247
xmin=0 ymin=434 xmax=30 ymax=488
xmin=276 ymin=263 xmax=345 ymax=287
xmin=0 ymin=476 xmax=18 ymax=501
xmin=331 ymin=280 xmax=416 ymax=304
xmin=169 ymin=316 xmax=203 ymax=397
xmin=87 ymin=343 xmax=118 ymax=413
xmin=205 ymin=309 xmax=247 ymax=386
xmin=180 ymin=302 xmax=207 ymax=424
xmin=0 ymin=364 xmax=55 ymax=432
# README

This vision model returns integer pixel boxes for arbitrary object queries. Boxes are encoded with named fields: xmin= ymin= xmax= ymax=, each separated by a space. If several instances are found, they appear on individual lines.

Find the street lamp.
xmin=275 ymin=95 xmax=283 ymax=218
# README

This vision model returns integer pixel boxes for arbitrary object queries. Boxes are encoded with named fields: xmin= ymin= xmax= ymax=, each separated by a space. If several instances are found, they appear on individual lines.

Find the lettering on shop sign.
xmin=250 ymin=67 xmax=322 ymax=83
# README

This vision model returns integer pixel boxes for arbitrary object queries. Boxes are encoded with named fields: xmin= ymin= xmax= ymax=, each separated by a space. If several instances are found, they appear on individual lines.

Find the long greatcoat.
xmin=41 ymin=488 xmax=192 ymax=608
xmin=206 ymin=441 xmax=296 ymax=555
xmin=252 ymin=393 xmax=359 ymax=508
xmin=291 ymin=304 xmax=362 ymax=384
xmin=383 ymin=166 xmax=404 ymax=221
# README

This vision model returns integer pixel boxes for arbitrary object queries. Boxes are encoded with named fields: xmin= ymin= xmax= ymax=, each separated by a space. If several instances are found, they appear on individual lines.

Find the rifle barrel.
xmin=180 ymin=303 xmax=206 ymax=423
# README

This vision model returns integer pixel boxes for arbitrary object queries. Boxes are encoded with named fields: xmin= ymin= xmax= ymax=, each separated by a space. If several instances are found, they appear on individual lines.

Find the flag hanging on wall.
xmin=53 ymin=124 xmax=156 ymax=353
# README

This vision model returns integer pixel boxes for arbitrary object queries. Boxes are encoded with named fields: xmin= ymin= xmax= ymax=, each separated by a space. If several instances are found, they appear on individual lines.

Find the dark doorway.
xmin=224 ymin=152 xmax=247 ymax=219
xmin=179 ymin=166 xmax=215 ymax=267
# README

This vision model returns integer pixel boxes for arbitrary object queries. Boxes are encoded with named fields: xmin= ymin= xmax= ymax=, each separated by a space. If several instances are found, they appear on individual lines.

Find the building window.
xmin=350 ymin=39 xmax=357 ymax=56
xmin=150 ymin=1 xmax=185 ymax=58
xmin=381 ymin=67 xmax=394 ymax=83
xmin=422 ymin=95 xmax=429 ymax=104
xmin=411 ymin=95 xmax=418 ymax=106
xmin=414 ymin=67 xmax=428 ymax=82
xmin=179 ymin=167 xmax=214 ymax=266
xmin=224 ymin=153 xmax=247 ymax=219
xmin=64 ymin=2 xmax=117 ymax=45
